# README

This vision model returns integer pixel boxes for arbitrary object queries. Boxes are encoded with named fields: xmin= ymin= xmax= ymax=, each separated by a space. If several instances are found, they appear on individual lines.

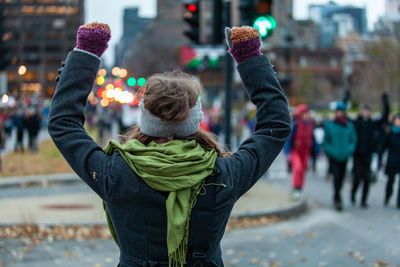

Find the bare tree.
xmin=351 ymin=38 xmax=400 ymax=108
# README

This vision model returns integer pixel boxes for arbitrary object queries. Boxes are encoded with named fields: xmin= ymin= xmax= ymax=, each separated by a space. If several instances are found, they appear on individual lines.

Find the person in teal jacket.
xmin=323 ymin=102 xmax=357 ymax=211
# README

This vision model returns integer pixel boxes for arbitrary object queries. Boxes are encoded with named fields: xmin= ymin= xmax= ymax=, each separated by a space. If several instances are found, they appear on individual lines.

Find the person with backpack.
xmin=47 ymin=23 xmax=291 ymax=267
xmin=323 ymin=102 xmax=357 ymax=211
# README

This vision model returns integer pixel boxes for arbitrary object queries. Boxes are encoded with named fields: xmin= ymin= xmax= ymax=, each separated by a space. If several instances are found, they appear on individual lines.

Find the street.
xmin=1 ymin=155 xmax=400 ymax=267
xmin=221 ymin=156 xmax=400 ymax=267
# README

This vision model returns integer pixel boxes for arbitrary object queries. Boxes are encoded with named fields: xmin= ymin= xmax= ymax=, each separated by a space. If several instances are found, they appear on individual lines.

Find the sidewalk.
xmin=0 ymin=169 xmax=306 ymax=225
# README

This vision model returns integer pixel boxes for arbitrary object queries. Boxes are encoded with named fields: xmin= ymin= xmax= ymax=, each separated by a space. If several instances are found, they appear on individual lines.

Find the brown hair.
xmin=121 ymin=71 xmax=230 ymax=157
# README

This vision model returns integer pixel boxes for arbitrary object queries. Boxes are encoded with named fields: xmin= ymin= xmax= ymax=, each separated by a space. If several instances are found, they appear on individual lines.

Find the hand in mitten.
xmin=75 ymin=22 xmax=111 ymax=58
xmin=224 ymin=26 xmax=262 ymax=64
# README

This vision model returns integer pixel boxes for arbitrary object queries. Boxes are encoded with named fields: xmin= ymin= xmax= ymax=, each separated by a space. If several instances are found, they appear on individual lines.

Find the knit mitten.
xmin=225 ymin=26 xmax=262 ymax=64
xmin=75 ymin=22 xmax=111 ymax=58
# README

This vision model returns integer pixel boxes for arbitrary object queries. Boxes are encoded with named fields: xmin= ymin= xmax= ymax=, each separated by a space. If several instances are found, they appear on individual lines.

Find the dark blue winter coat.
xmin=48 ymin=51 xmax=291 ymax=266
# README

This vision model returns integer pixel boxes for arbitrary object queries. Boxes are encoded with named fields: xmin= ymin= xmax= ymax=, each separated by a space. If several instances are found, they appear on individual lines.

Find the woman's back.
xmin=47 ymin=24 xmax=291 ymax=266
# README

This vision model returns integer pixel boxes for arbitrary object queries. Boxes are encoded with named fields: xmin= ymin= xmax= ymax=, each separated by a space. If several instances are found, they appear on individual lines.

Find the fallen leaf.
xmin=375 ymin=260 xmax=389 ymax=266
xmin=226 ymin=249 xmax=235 ymax=256
xmin=250 ymin=258 xmax=260 ymax=264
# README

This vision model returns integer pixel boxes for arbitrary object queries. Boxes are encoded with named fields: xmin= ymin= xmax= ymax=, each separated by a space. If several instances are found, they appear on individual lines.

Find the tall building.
xmin=114 ymin=7 xmax=150 ymax=67
xmin=374 ymin=17 xmax=400 ymax=42
xmin=123 ymin=0 xmax=186 ymax=76
xmin=2 ymin=0 xmax=84 ymax=98
xmin=309 ymin=1 xmax=367 ymax=47
xmin=270 ymin=0 xmax=294 ymax=47
xmin=386 ymin=0 xmax=400 ymax=17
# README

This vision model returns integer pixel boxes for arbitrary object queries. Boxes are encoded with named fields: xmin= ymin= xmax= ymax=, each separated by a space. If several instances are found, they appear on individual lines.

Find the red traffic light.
xmin=186 ymin=4 xmax=198 ymax=13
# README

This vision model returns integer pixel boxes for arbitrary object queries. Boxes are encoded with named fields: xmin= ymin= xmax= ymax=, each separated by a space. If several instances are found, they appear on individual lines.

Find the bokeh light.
xmin=18 ymin=65 xmax=27 ymax=75
xmin=105 ymin=84 xmax=114 ymax=90
xmin=2 ymin=94 xmax=9 ymax=104
xmin=100 ymin=98 xmax=109 ymax=107
xmin=119 ymin=68 xmax=128 ymax=78
xmin=111 ymin=67 xmax=120 ymax=76
xmin=138 ymin=77 xmax=146 ymax=87
xmin=96 ymin=76 xmax=105 ymax=85
xmin=98 ymin=68 xmax=107 ymax=77
xmin=127 ymin=77 xmax=136 ymax=86
xmin=96 ymin=88 xmax=105 ymax=98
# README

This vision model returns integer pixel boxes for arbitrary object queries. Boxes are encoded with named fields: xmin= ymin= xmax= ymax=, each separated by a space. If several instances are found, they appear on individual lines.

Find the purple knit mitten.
xmin=76 ymin=22 xmax=111 ymax=58
xmin=225 ymin=26 xmax=262 ymax=64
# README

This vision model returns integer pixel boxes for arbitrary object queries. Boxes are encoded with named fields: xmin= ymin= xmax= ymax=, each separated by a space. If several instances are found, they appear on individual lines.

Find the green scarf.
xmin=104 ymin=139 xmax=218 ymax=266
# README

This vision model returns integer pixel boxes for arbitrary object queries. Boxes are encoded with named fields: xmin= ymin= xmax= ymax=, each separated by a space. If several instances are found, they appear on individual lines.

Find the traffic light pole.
xmin=223 ymin=0 xmax=232 ymax=148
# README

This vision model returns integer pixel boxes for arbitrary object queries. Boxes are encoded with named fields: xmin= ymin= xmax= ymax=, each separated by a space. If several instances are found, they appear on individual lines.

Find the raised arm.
xmin=222 ymin=27 xmax=292 ymax=199
xmin=48 ymin=23 xmax=114 ymax=200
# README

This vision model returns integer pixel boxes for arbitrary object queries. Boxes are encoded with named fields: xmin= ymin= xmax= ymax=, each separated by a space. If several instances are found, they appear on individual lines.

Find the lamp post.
xmin=223 ymin=0 xmax=232 ymax=148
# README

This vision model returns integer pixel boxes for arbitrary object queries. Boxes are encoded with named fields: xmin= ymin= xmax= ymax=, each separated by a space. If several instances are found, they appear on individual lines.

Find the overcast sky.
xmin=85 ymin=0 xmax=385 ymax=66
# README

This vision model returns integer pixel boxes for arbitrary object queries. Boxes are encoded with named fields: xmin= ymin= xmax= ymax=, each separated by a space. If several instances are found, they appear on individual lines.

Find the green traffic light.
xmin=127 ymin=77 xmax=136 ymax=86
xmin=253 ymin=15 xmax=276 ymax=37
xmin=137 ymin=77 xmax=146 ymax=87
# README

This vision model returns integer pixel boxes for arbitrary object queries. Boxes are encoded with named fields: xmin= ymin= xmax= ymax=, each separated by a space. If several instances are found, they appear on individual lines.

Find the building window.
xmin=22 ymin=83 xmax=42 ymax=92
xmin=330 ymin=58 xmax=338 ymax=68
xmin=299 ymin=56 xmax=307 ymax=68
xmin=24 ymin=71 xmax=39 ymax=81
xmin=46 ymin=72 xmax=58 ymax=81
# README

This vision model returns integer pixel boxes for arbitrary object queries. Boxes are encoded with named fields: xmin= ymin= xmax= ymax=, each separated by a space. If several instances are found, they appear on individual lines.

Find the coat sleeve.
xmin=222 ymin=55 xmax=292 ymax=200
xmin=48 ymin=50 xmax=114 ymax=201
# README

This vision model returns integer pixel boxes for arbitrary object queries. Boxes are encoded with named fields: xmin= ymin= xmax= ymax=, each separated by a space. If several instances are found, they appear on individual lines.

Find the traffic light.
xmin=240 ymin=0 xmax=276 ymax=38
xmin=239 ymin=0 xmax=255 ymax=26
xmin=253 ymin=0 xmax=276 ymax=38
xmin=183 ymin=1 xmax=200 ymax=44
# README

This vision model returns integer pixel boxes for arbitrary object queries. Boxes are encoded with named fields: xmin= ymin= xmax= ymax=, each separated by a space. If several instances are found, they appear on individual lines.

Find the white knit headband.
xmin=138 ymin=100 xmax=204 ymax=137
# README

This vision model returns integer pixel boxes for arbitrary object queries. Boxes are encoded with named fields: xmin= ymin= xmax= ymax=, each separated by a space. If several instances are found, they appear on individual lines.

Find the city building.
xmin=374 ymin=17 xmax=400 ymax=42
xmin=386 ymin=0 xmax=400 ymax=17
xmin=265 ymin=47 xmax=344 ymax=105
xmin=309 ymin=1 xmax=367 ymax=48
xmin=123 ymin=0 xmax=186 ymax=76
xmin=270 ymin=0 xmax=294 ymax=47
xmin=2 ymin=0 xmax=84 ymax=97
xmin=291 ymin=20 xmax=318 ymax=49
xmin=114 ymin=7 xmax=150 ymax=67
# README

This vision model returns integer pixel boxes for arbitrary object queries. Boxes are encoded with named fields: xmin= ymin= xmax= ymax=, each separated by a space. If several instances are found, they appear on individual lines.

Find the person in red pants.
xmin=285 ymin=104 xmax=317 ymax=199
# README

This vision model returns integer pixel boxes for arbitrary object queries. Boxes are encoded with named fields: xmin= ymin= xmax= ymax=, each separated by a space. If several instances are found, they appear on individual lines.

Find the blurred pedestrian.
xmin=97 ymin=106 xmax=112 ymax=146
xmin=323 ymin=102 xmax=357 ymax=211
xmin=285 ymin=104 xmax=318 ymax=199
xmin=380 ymin=114 xmax=400 ymax=208
xmin=48 ymin=24 xmax=291 ymax=266
xmin=12 ymin=108 xmax=25 ymax=152
xmin=0 ymin=116 xmax=5 ymax=170
xmin=351 ymin=97 xmax=389 ymax=208
xmin=25 ymin=107 xmax=41 ymax=152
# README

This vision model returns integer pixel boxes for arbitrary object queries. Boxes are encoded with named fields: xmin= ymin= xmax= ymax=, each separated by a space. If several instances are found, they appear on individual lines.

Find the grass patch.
xmin=0 ymin=126 xmax=107 ymax=177
xmin=0 ymin=139 xmax=73 ymax=177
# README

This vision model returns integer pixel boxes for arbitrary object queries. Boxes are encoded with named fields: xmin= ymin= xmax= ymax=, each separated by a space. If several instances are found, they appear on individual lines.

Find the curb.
xmin=0 ymin=173 xmax=80 ymax=189
xmin=230 ymin=198 xmax=308 ymax=220
xmin=0 ymin=174 xmax=309 ymax=222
